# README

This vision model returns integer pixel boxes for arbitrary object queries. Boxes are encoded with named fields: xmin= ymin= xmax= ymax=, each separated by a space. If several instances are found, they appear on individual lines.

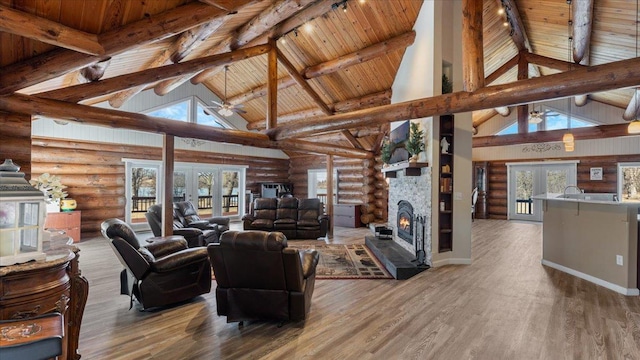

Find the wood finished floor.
xmin=76 ymin=220 xmax=640 ymax=359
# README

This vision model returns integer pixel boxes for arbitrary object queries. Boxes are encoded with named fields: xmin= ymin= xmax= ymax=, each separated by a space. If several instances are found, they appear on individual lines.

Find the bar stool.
xmin=0 ymin=312 xmax=63 ymax=360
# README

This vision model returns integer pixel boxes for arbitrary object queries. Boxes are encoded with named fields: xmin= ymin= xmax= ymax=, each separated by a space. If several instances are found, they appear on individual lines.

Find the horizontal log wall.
xmin=32 ymin=137 xmax=289 ymax=238
xmin=288 ymin=153 xmax=384 ymax=225
xmin=485 ymin=154 xmax=640 ymax=219
xmin=0 ymin=112 xmax=31 ymax=179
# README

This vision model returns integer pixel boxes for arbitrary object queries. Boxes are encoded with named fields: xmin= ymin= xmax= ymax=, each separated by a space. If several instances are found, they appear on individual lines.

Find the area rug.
xmin=287 ymin=243 xmax=392 ymax=279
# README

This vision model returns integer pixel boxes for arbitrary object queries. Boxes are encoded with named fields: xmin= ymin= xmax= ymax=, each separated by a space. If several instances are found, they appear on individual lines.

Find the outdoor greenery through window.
xmin=497 ymin=108 xmax=596 ymax=135
xmin=618 ymin=163 xmax=640 ymax=203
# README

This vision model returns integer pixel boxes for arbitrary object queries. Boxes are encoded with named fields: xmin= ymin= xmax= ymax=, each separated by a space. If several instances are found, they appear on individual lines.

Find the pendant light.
xmin=563 ymin=0 xmax=575 ymax=151
xmin=529 ymin=103 xmax=542 ymax=124
xmin=629 ymin=0 xmax=640 ymax=134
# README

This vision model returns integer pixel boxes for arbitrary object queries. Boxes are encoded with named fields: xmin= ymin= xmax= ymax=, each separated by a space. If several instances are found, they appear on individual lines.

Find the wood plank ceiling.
xmin=0 ymin=0 xmax=638 ymax=152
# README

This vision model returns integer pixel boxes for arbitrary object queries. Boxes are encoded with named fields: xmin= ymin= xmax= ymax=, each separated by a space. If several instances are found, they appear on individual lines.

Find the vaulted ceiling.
xmin=0 ymin=0 xmax=638 ymax=154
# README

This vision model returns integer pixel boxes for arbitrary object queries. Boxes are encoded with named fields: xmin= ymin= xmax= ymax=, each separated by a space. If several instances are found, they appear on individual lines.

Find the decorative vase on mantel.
xmin=46 ymin=199 xmax=60 ymax=213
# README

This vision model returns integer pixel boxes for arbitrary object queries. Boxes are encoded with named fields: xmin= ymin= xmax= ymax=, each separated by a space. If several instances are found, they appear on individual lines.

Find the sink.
xmin=556 ymin=193 xmax=617 ymax=201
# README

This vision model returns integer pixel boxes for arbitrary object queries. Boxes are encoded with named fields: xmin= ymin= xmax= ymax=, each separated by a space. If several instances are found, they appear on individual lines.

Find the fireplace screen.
xmin=397 ymin=200 xmax=414 ymax=244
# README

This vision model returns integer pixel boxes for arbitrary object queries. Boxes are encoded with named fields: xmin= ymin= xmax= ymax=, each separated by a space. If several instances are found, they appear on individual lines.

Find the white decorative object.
xmin=590 ymin=167 xmax=603 ymax=181
xmin=440 ymin=137 xmax=450 ymax=154
xmin=0 ymin=159 xmax=47 ymax=266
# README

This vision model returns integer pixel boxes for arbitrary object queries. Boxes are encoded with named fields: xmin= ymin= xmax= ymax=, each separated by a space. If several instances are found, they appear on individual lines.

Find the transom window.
xmin=144 ymin=97 xmax=233 ymax=129
xmin=497 ymin=108 xmax=596 ymax=135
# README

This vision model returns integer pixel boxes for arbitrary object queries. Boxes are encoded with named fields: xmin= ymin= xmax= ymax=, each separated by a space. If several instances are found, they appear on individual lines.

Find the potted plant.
xmin=29 ymin=173 xmax=68 ymax=212
xmin=380 ymin=139 xmax=392 ymax=165
xmin=405 ymin=122 xmax=425 ymax=162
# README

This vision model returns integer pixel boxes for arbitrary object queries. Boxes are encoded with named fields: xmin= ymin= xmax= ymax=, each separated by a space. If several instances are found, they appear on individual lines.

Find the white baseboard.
xmin=432 ymin=258 xmax=472 ymax=267
xmin=541 ymin=260 xmax=640 ymax=296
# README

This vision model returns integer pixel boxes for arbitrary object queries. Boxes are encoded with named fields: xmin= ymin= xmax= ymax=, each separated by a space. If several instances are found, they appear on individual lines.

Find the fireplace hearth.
xmin=397 ymin=200 xmax=414 ymax=244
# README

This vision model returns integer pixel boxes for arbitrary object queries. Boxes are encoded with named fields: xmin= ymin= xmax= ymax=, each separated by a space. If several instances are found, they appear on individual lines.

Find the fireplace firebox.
xmin=397 ymin=200 xmax=414 ymax=244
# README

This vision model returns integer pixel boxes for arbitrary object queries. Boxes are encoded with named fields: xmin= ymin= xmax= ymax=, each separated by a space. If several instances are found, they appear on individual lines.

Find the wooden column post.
xmin=517 ymin=50 xmax=529 ymax=134
xmin=326 ymin=154 xmax=334 ymax=239
xmin=266 ymin=38 xmax=278 ymax=130
xmin=462 ymin=0 xmax=484 ymax=91
xmin=162 ymin=134 xmax=174 ymax=237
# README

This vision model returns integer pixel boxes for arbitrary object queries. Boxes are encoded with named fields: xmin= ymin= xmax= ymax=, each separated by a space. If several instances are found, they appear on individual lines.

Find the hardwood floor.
xmin=77 ymin=220 xmax=640 ymax=359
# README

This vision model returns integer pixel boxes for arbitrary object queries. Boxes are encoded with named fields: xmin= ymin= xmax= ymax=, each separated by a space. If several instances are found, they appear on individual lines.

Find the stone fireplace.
xmin=388 ymin=168 xmax=432 ymax=267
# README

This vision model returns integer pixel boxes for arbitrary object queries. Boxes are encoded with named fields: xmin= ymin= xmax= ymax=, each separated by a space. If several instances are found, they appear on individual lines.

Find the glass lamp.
xmin=0 ymin=159 xmax=47 ymax=266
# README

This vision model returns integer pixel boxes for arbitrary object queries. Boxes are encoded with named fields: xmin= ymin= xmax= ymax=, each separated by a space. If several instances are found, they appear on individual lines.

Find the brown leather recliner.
xmin=207 ymin=230 xmax=319 ymax=324
xmin=242 ymin=198 xmax=329 ymax=239
xmin=174 ymin=201 xmax=230 ymax=235
xmin=145 ymin=204 xmax=217 ymax=247
xmin=101 ymin=218 xmax=212 ymax=310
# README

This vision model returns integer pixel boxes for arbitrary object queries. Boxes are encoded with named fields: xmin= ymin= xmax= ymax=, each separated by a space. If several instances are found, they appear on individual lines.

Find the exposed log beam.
xmin=0 ymin=5 xmax=104 ymax=56
xmin=341 ymin=130 xmax=364 ymax=149
xmin=230 ymin=32 xmax=413 ymax=105
xmin=156 ymin=0 xmax=316 ymax=94
xmin=623 ymin=89 xmax=640 ymax=121
xmin=0 ymin=94 xmax=371 ymax=159
xmin=246 ymin=90 xmax=391 ymax=130
xmin=473 ymin=123 xmax=636 ymax=148
xmin=308 ymin=126 xmax=384 ymax=143
xmin=517 ymin=50 xmax=529 ymax=134
xmin=462 ymin=0 xmax=484 ymax=92
xmin=303 ymin=31 xmax=416 ymax=79
xmin=495 ymin=107 xmax=510 ymax=116
xmin=35 ymin=44 xmax=271 ymax=103
xmin=162 ymin=135 xmax=175 ymax=237
xmin=572 ymin=0 xmax=593 ymax=63
xmin=485 ymin=53 xmax=519 ymax=85
xmin=0 ymin=2 xmax=253 ymax=95
xmin=472 ymin=109 xmax=498 ymax=129
xmin=277 ymin=48 xmax=332 ymax=115
xmin=265 ymin=57 xmax=640 ymax=140
xmin=498 ymin=0 xmax=540 ymax=78
xmin=523 ymin=52 xmax=587 ymax=72
xmin=267 ymin=39 xmax=278 ymax=130
xmin=199 ymin=0 xmax=246 ymax=11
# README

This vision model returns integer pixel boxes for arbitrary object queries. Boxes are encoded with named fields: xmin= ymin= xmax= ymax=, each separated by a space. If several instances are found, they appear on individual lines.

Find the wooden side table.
xmin=44 ymin=211 xmax=81 ymax=243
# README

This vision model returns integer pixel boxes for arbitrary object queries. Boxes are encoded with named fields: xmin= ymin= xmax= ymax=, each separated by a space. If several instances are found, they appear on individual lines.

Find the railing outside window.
xmin=131 ymin=195 xmax=238 ymax=213
xmin=516 ymin=198 xmax=533 ymax=215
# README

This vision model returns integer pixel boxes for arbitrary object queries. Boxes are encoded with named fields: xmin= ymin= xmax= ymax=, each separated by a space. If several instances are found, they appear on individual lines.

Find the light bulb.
xmin=498 ymin=8 xmax=505 ymax=15
xmin=304 ymin=22 xmax=313 ymax=34
xmin=628 ymin=120 xmax=640 ymax=134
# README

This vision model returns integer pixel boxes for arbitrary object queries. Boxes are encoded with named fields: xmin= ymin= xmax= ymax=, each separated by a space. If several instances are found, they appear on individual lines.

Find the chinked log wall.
xmin=31 ymin=137 xmax=289 ymax=237
xmin=288 ymin=154 xmax=387 ymax=225
xmin=484 ymin=154 xmax=640 ymax=219
xmin=0 ymin=112 xmax=31 ymax=178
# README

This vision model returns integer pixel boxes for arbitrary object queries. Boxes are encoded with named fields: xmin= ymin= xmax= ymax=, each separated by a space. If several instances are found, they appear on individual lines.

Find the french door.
xmin=507 ymin=161 xmax=577 ymax=221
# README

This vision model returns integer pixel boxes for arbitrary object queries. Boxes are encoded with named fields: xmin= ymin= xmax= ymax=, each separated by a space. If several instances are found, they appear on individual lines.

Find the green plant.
xmin=405 ymin=122 xmax=425 ymax=158
xmin=442 ymin=73 xmax=453 ymax=94
xmin=380 ymin=139 xmax=392 ymax=164
xmin=30 ymin=173 xmax=68 ymax=203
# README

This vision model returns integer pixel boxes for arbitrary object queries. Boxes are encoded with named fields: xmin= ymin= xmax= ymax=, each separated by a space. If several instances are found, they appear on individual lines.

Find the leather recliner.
xmin=242 ymin=198 xmax=329 ymax=239
xmin=145 ymin=204 xmax=217 ymax=247
xmin=174 ymin=201 xmax=230 ymax=234
xmin=101 ymin=218 xmax=212 ymax=310
xmin=207 ymin=230 xmax=319 ymax=324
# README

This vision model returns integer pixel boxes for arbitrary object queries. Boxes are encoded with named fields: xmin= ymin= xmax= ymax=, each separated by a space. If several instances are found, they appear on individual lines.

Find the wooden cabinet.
xmin=438 ymin=115 xmax=454 ymax=253
xmin=473 ymin=161 xmax=488 ymax=219
xmin=44 ymin=211 xmax=81 ymax=243
xmin=333 ymin=204 xmax=362 ymax=228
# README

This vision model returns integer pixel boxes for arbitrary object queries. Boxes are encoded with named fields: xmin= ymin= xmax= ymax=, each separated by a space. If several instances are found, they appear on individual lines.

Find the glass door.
xmin=220 ymin=170 xmax=240 ymax=217
xmin=125 ymin=161 xmax=160 ymax=230
xmin=174 ymin=167 xmax=216 ymax=218
xmin=508 ymin=162 xmax=577 ymax=221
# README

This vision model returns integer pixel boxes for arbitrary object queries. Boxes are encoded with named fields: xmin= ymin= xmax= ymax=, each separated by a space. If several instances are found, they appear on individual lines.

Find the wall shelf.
xmin=438 ymin=115 xmax=454 ymax=253
xmin=381 ymin=161 xmax=429 ymax=178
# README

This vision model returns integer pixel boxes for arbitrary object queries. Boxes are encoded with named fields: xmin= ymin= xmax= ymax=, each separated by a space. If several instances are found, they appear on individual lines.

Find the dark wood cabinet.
xmin=260 ymin=183 xmax=293 ymax=198
xmin=472 ymin=161 xmax=488 ymax=219
xmin=44 ymin=211 xmax=81 ymax=243
xmin=333 ymin=204 xmax=362 ymax=228
xmin=438 ymin=115 xmax=454 ymax=253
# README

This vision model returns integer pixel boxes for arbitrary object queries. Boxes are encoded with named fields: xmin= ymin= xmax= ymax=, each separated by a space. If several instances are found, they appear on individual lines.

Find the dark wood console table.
xmin=0 ymin=232 xmax=88 ymax=359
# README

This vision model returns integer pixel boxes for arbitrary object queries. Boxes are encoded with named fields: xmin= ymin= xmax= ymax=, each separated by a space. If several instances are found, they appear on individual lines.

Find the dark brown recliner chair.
xmin=274 ymin=197 xmax=298 ymax=239
xmin=145 ymin=204 xmax=217 ymax=247
xmin=101 ymin=218 xmax=212 ymax=310
xmin=207 ymin=230 xmax=319 ymax=324
xmin=241 ymin=198 xmax=277 ymax=231
xmin=297 ymin=198 xmax=329 ymax=239
xmin=174 ymin=201 xmax=230 ymax=235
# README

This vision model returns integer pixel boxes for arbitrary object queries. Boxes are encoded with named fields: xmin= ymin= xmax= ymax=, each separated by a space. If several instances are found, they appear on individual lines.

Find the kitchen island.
xmin=532 ymin=193 xmax=639 ymax=295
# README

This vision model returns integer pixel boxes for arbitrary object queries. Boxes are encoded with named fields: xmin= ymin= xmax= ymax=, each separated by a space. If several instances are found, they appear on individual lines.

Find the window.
xmin=196 ymin=101 xmax=230 ymax=128
xmin=496 ymin=108 xmax=596 ymax=135
xmin=143 ymin=97 xmax=233 ymax=129
xmin=618 ymin=162 xmax=640 ymax=203
xmin=497 ymin=122 xmax=539 ymax=135
xmin=146 ymin=100 xmax=190 ymax=121
xmin=308 ymin=169 xmax=337 ymax=204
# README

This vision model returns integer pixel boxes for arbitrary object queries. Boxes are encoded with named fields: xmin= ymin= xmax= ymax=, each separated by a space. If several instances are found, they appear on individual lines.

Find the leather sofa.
xmin=145 ymin=204 xmax=217 ymax=247
xmin=100 ymin=218 xmax=212 ymax=310
xmin=207 ymin=230 xmax=319 ymax=323
xmin=242 ymin=198 xmax=329 ymax=239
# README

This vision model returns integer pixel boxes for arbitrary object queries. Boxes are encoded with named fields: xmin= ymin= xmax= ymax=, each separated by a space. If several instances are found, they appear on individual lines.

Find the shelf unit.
xmin=438 ymin=115 xmax=454 ymax=252
xmin=260 ymin=182 xmax=293 ymax=198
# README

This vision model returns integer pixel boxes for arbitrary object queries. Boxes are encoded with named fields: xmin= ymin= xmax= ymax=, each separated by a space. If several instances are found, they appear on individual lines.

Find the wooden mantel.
xmin=381 ymin=161 xmax=429 ymax=178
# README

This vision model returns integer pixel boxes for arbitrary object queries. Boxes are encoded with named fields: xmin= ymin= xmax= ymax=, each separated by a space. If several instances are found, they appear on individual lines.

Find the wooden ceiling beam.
xmin=266 ymin=39 xmax=278 ymax=130
xmin=265 ymin=56 xmax=640 ymax=140
xmin=572 ymin=0 xmax=594 ymax=107
xmin=34 ymin=44 xmax=271 ymax=103
xmin=462 ymin=0 xmax=484 ymax=92
xmin=498 ymin=0 xmax=540 ymax=78
xmin=523 ymin=52 xmax=587 ymax=72
xmin=276 ymin=48 xmax=332 ymax=115
xmin=228 ymin=31 xmax=414 ymax=105
xmin=623 ymin=89 xmax=640 ymax=121
xmin=278 ymin=139 xmax=372 ymax=159
xmin=155 ymin=0 xmax=317 ymax=95
xmin=340 ymin=130 xmax=364 ymax=149
xmin=473 ymin=123 xmax=635 ymax=148
xmin=245 ymin=89 xmax=391 ymax=130
xmin=485 ymin=53 xmax=519 ymax=85
xmin=0 ymin=5 xmax=104 ymax=56
xmin=0 ymin=2 xmax=253 ymax=95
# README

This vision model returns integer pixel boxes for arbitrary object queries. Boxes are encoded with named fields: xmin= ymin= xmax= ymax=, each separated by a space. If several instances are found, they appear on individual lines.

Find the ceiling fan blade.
xmin=233 ymin=103 xmax=245 ymax=108
xmin=210 ymin=100 xmax=224 ymax=106
xmin=233 ymin=108 xmax=247 ymax=114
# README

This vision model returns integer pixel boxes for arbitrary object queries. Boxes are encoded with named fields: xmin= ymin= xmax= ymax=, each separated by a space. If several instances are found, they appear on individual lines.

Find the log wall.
xmin=288 ymin=154 xmax=385 ymax=225
xmin=31 ymin=137 xmax=289 ymax=237
xmin=0 ymin=112 xmax=31 ymax=179
xmin=485 ymin=154 xmax=640 ymax=219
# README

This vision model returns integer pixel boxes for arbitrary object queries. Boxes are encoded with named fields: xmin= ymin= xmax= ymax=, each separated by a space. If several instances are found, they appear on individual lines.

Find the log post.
xmin=162 ymin=135 xmax=174 ymax=237
xmin=266 ymin=38 xmax=278 ymax=130
xmin=517 ymin=50 xmax=529 ymax=134
xmin=462 ymin=0 xmax=484 ymax=92
xmin=326 ymin=154 xmax=334 ymax=238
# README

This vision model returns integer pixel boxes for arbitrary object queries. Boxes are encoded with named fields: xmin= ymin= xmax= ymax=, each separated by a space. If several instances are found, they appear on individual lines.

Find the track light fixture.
xmin=332 ymin=0 xmax=348 ymax=12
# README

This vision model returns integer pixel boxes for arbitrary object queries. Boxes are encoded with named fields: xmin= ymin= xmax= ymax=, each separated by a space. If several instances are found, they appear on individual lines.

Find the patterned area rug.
xmin=288 ymin=243 xmax=392 ymax=279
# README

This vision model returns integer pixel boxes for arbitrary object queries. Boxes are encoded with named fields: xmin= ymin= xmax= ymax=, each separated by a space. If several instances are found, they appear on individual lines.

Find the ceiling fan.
xmin=204 ymin=65 xmax=246 ymax=117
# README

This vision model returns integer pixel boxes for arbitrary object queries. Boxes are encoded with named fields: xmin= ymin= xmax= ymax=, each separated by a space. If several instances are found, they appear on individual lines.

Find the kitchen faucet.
xmin=563 ymin=185 xmax=584 ymax=196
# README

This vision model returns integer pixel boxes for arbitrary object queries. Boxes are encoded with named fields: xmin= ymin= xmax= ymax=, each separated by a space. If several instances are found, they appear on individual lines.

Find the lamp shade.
xmin=628 ymin=120 xmax=640 ymax=134
xmin=564 ymin=142 xmax=575 ymax=152
xmin=529 ymin=110 xmax=543 ymax=124
xmin=562 ymin=132 xmax=574 ymax=143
